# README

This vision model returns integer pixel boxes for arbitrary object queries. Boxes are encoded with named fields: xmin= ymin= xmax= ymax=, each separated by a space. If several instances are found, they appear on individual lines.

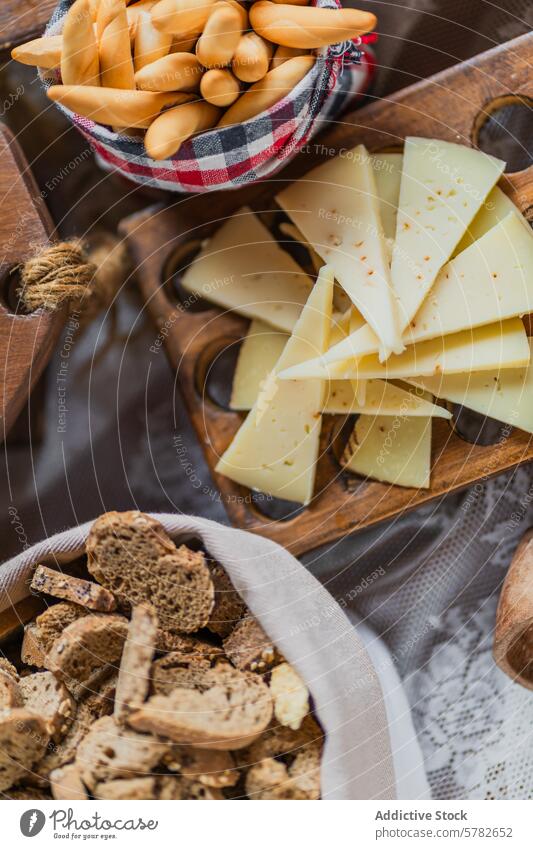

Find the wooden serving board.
xmin=0 ymin=123 xmax=66 ymax=441
xmin=121 ymin=32 xmax=533 ymax=557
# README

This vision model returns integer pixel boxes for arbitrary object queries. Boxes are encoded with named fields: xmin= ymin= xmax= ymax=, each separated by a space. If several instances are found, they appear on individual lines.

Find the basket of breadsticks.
xmin=12 ymin=0 xmax=376 ymax=192
xmin=0 ymin=511 xmax=394 ymax=799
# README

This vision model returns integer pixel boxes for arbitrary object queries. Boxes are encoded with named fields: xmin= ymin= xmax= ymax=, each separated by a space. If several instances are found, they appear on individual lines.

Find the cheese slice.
xmin=371 ymin=152 xmax=403 ymax=242
xmin=407 ymin=340 xmax=533 ymax=434
xmin=324 ymin=380 xmax=451 ymax=418
xmin=276 ymin=144 xmax=402 ymax=358
xmin=342 ymin=410 xmax=432 ymax=488
xmin=390 ymin=137 xmax=505 ymax=328
xmin=280 ymin=318 xmax=530 ymax=381
xmin=313 ymin=209 xmax=533 ymax=366
xmin=181 ymin=208 xmax=312 ymax=333
xmin=216 ymin=266 xmax=334 ymax=505
xmin=230 ymin=320 xmax=289 ymax=410
xmin=453 ymin=185 xmax=530 ymax=256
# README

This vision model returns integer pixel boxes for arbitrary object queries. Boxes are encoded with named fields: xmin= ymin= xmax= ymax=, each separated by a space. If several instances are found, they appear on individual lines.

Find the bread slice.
xmin=76 ymin=715 xmax=169 ymax=791
xmin=154 ymin=630 xmax=224 ymax=657
xmin=115 ymin=603 xmax=158 ymax=722
xmin=129 ymin=665 xmax=273 ymax=750
xmin=19 ymin=672 xmax=76 ymax=742
xmin=223 ymin=617 xmax=278 ymax=672
xmin=245 ymin=757 xmax=301 ymax=800
xmin=242 ymin=714 xmax=323 ymax=763
xmin=179 ymin=747 xmax=239 ymax=788
xmin=31 ymin=565 xmax=116 ymax=612
xmin=94 ymin=777 xmax=157 ymax=800
xmin=31 ymin=672 xmax=117 ymax=780
xmin=270 ymin=662 xmax=309 ymax=731
xmin=0 ymin=657 xmax=18 ymax=679
xmin=207 ymin=561 xmax=247 ymax=637
xmin=0 ymin=669 xmax=23 ymax=709
xmin=0 ymin=709 xmax=50 ymax=791
xmin=150 ymin=650 xmax=223 ymax=697
xmin=50 ymin=764 xmax=88 ymax=800
xmin=86 ymin=512 xmax=214 ymax=633
xmin=35 ymin=602 xmax=87 ymax=653
xmin=3 ymin=786 xmax=53 ymax=800
xmin=21 ymin=622 xmax=46 ymax=668
xmin=157 ymin=775 xmax=224 ymax=800
xmin=45 ymin=614 xmax=128 ymax=688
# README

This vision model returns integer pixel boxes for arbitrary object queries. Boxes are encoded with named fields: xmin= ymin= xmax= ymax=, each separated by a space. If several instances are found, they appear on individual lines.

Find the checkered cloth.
xmin=45 ymin=0 xmax=376 ymax=192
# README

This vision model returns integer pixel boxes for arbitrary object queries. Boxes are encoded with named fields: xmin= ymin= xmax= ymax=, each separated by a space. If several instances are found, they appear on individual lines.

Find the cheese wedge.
xmin=390 ymin=137 xmax=505 ymax=328
xmin=276 ymin=145 xmax=401 ymax=359
xmin=371 ymin=152 xmax=403 ymax=242
xmin=342 ymin=410 xmax=432 ymax=488
xmin=181 ymin=208 xmax=312 ymax=333
xmin=324 ymin=380 xmax=451 ymax=418
xmin=312 ymin=209 xmax=533 ymax=366
xmin=230 ymin=320 xmax=289 ymax=410
xmin=407 ymin=340 xmax=533 ymax=434
xmin=279 ymin=318 xmax=530 ymax=381
xmin=216 ymin=266 xmax=334 ymax=505
xmin=453 ymin=185 xmax=529 ymax=257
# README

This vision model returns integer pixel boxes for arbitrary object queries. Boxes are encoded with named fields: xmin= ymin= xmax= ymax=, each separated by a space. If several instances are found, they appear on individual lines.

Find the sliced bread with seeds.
xmin=0 ymin=669 xmax=23 ymax=709
xmin=31 ymin=565 xmax=116 ymax=612
xmin=45 ymin=614 xmax=128 ymax=688
xmin=19 ymin=672 xmax=76 ymax=741
xmin=114 ymin=603 xmax=158 ymax=722
xmin=223 ymin=616 xmax=279 ymax=672
xmin=207 ymin=561 xmax=247 ymax=637
xmin=0 ymin=709 xmax=50 ymax=791
xmin=129 ymin=665 xmax=273 ymax=750
xmin=50 ymin=764 xmax=88 ymax=800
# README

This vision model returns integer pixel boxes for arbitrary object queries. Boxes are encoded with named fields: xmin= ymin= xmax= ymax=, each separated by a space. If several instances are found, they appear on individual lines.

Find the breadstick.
xmin=134 ymin=10 xmax=172 ymax=71
xmin=96 ymin=0 xmax=123 ymax=37
xmin=151 ymin=0 xmax=217 ymax=36
xmin=232 ymin=32 xmax=272 ymax=83
xmin=127 ymin=0 xmax=156 ymax=41
xmin=249 ymin=1 xmax=377 ymax=48
xmin=218 ymin=54 xmax=315 ymax=126
xmin=11 ymin=36 xmax=63 ymax=70
xmin=270 ymin=0 xmax=309 ymax=4
xmin=170 ymin=34 xmax=198 ymax=52
xmin=99 ymin=1 xmax=136 ymax=88
xmin=195 ymin=3 xmax=244 ymax=69
xmin=47 ymin=84 xmax=192 ymax=128
xmin=145 ymin=100 xmax=220 ymax=159
xmin=271 ymin=44 xmax=307 ymax=69
xmin=135 ymin=52 xmax=203 ymax=91
xmin=200 ymin=68 xmax=240 ymax=106
xmin=61 ymin=0 xmax=100 ymax=85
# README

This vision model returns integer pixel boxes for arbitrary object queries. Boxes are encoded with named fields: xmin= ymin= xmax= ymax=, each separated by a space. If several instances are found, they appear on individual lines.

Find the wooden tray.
xmin=0 ymin=123 xmax=66 ymax=441
xmin=121 ymin=33 xmax=533 ymax=557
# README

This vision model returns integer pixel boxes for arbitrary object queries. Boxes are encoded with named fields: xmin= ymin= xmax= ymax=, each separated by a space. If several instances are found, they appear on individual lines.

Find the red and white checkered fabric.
xmin=45 ymin=1 xmax=376 ymax=193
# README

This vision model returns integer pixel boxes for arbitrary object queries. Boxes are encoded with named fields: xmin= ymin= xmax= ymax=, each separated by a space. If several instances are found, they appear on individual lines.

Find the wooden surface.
xmin=0 ymin=0 xmax=56 ymax=52
xmin=0 ymin=123 xmax=66 ymax=441
xmin=122 ymin=32 xmax=533 ymax=557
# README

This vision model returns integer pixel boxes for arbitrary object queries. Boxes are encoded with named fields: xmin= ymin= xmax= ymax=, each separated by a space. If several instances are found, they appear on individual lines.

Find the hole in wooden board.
xmin=203 ymin=337 xmax=244 ymax=411
xmin=0 ymin=264 xmax=29 ymax=315
xmin=161 ymin=239 xmax=213 ymax=313
xmin=249 ymin=491 xmax=306 ymax=522
xmin=474 ymin=95 xmax=533 ymax=173
xmin=449 ymin=404 xmax=512 ymax=446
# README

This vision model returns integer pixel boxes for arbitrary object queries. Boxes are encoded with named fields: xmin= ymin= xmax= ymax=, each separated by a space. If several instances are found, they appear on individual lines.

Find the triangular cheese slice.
xmin=280 ymin=318 xmax=530 ymax=381
xmin=276 ymin=145 xmax=401 ymax=359
xmin=453 ymin=185 xmax=530 ymax=257
xmin=315 ymin=209 xmax=533 ymax=365
xmin=372 ymin=152 xmax=403 ymax=243
xmin=391 ymin=137 xmax=505 ymax=328
xmin=181 ymin=208 xmax=312 ymax=333
xmin=342 ymin=410 xmax=432 ymax=488
xmin=324 ymin=380 xmax=451 ymax=418
xmin=407 ymin=340 xmax=533 ymax=434
xmin=216 ymin=266 xmax=334 ymax=505
xmin=230 ymin=320 xmax=289 ymax=411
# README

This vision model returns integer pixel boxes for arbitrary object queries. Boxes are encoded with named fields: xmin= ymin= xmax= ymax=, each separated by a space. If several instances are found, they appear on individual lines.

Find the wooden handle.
xmin=494 ymin=528 xmax=533 ymax=690
xmin=249 ymin=1 xmax=377 ymax=49
xmin=218 ymin=54 xmax=315 ymax=126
